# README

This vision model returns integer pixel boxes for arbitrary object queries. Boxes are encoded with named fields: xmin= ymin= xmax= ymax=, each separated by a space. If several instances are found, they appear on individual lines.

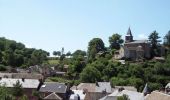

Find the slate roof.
xmin=114 ymin=86 xmax=137 ymax=91
xmin=73 ymin=82 xmax=112 ymax=93
xmin=39 ymin=82 xmax=67 ymax=93
xmin=0 ymin=78 xmax=40 ymax=89
xmin=0 ymin=73 xmax=43 ymax=80
xmin=125 ymin=40 xmax=149 ymax=44
xmin=126 ymin=27 xmax=132 ymax=36
xmin=44 ymin=92 xmax=62 ymax=100
xmin=100 ymin=90 xmax=144 ymax=100
xmin=165 ymin=83 xmax=170 ymax=88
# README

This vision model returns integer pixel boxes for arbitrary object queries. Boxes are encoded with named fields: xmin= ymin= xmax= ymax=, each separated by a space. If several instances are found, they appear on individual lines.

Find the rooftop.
xmin=39 ymin=82 xmax=67 ymax=93
xmin=44 ymin=92 xmax=62 ymax=100
xmin=0 ymin=78 xmax=40 ymax=89
xmin=70 ymin=90 xmax=86 ymax=100
xmin=100 ymin=90 xmax=144 ymax=100
xmin=72 ymin=82 xmax=112 ymax=93
xmin=125 ymin=40 xmax=149 ymax=44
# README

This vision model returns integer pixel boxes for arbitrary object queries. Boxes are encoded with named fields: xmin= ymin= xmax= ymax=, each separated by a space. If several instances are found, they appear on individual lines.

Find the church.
xmin=114 ymin=28 xmax=151 ymax=60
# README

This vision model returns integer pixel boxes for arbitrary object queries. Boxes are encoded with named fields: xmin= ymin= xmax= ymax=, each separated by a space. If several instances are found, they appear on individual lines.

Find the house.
xmin=71 ymin=82 xmax=112 ymax=100
xmin=145 ymin=91 xmax=170 ymax=100
xmin=114 ymin=46 xmax=125 ymax=60
xmin=99 ymin=90 xmax=145 ymax=100
xmin=39 ymin=82 xmax=68 ymax=100
xmin=0 ymin=78 xmax=40 ymax=100
xmin=69 ymin=90 xmax=86 ymax=100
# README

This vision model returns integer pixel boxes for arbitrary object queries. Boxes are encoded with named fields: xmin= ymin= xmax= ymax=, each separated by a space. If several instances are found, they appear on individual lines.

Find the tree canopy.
xmin=109 ymin=33 xmax=124 ymax=50
xmin=87 ymin=38 xmax=106 ymax=62
xmin=0 ymin=37 xmax=49 ymax=67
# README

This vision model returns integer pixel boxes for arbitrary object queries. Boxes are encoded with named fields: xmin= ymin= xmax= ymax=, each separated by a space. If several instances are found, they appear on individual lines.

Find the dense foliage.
xmin=0 ymin=37 xmax=49 ymax=68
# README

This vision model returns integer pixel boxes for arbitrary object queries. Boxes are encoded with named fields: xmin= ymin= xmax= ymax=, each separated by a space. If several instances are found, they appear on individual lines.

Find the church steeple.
xmin=125 ymin=27 xmax=133 ymax=43
xmin=127 ymin=27 xmax=132 ymax=36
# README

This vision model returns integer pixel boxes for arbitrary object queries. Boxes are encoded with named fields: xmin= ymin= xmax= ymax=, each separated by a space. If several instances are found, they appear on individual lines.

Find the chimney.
xmin=22 ymin=78 xmax=25 ymax=82
xmin=95 ymin=81 xmax=99 ymax=87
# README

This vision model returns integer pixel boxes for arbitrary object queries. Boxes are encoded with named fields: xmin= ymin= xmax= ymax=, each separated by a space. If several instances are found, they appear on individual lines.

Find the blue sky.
xmin=0 ymin=0 xmax=170 ymax=55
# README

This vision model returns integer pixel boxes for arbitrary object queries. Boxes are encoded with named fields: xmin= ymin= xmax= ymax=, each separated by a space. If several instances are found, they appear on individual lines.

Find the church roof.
xmin=126 ymin=27 xmax=132 ymax=36
xmin=125 ymin=40 xmax=149 ymax=44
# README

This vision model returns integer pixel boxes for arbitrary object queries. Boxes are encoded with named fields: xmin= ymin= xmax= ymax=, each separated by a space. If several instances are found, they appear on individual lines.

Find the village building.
xmin=99 ymin=89 xmax=145 ymax=100
xmin=0 ymin=78 xmax=40 ymax=100
xmin=115 ymin=28 xmax=166 ymax=61
xmin=71 ymin=82 xmax=112 ymax=100
xmin=39 ymin=82 xmax=68 ymax=100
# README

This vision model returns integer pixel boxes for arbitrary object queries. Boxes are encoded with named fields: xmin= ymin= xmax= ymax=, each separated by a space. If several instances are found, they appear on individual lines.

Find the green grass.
xmin=48 ymin=59 xmax=59 ymax=65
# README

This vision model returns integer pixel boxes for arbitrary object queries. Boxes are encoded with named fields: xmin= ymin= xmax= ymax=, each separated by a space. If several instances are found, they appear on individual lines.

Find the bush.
xmin=0 ymin=64 xmax=7 ymax=71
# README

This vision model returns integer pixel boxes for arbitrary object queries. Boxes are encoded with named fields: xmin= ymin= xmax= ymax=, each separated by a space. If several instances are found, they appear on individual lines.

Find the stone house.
xmin=39 ymin=82 xmax=68 ymax=100
xmin=71 ymin=82 xmax=112 ymax=100
xmin=124 ymin=28 xmax=151 ymax=60
xmin=0 ymin=78 xmax=40 ymax=100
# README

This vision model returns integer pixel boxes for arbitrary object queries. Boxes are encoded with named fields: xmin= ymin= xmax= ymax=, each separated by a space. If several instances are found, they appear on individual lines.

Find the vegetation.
xmin=11 ymin=80 xmax=23 ymax=96
xmin=148 ymin=31 xmax=161 ymax=57
xmin=0 ymin=37 xmax=49 ymax=68
xmin=117 ymin=94 xmax=130 ymax=100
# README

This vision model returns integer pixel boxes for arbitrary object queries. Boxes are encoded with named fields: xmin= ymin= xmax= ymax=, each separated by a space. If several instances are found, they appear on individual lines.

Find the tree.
xmin=87 ymin=38 xmax=106 ymax=62
xmin=61 ymin=47 xmax=64 ymax=55
xmin=109 ymin=33 xmax=124 ymax=50
xmin=11 ymin=80 xmax=23 ymax=96
xmin=80 ymin=65 xmax=101 ymax=82
xmin=72 ymin=50 xmax=86 ymax=57
xmin=164 ymin=30 xmax=170 ymax=47
xmin=19 ymin=95 xmax=28 ymax=100
xmin=53 ymin=51 xmax=58 ymax=57
xmin=0 ymin=85 xmax=14 ymax=100
xmin=66 ymin=51 xmax=71 ymax=57
xmin=148 ymin=31 xmax=161 ymax=57
xmin=117 ymin=94 xmax=130 ymax=100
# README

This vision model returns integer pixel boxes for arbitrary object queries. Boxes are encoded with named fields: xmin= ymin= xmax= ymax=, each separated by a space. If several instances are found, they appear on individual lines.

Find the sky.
xmin=0 ymin=0 xmax=170 ymax=56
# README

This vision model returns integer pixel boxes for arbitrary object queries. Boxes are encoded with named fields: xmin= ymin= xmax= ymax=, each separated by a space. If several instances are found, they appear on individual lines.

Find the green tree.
xmin=117 ymin=94 xmax=130 ymax=100
xmin=11 ymin=80 xmax=23 ymax=96
xmin=19 ymin=95 xmax=28 ymax=100
xmin=109 ymin=33 xmax=124 ymax=50
xmin=87 ymin=38 xmax=106 ymax=62
xmin=80 ymin=65 xmax=101 ymax=82
xmin=148 ymin=31 xmax=161 ymax=57
xmin=0 ymin=85 xmax=14 ymax=100
xmin=72 ymin=50 xmax=86 ymax=57
xmin=53 ymin=51 xmax=58 ymax=56
xmin=164 ymin=30 xmax=170 ymax=47
xmin=66 ymin=51 xmax=71 ymax=57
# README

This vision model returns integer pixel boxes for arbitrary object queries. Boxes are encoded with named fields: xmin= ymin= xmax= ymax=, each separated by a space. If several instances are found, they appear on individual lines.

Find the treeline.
xmin=0 ymin=37 xmax=49 ymax=68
